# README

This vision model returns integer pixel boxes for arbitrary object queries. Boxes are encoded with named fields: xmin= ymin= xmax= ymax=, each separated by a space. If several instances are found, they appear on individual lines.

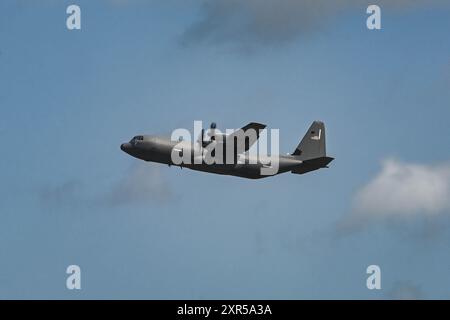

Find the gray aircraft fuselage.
xmin=121 ymin=136 xmax=307 ymax=179
xmin=120 ymin=121 xmax=333 ymax=179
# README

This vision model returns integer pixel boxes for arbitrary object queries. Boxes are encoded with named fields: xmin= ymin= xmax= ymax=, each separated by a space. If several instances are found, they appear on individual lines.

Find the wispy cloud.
xmin=38 ymin=180 xmax=84 ymax=209
xmin=103 ymin=163 xmax=173 ymax=206
xmin=38 ymin=163 xmax=173 ymax=209
xmin=181 ymin=0 xmax=449 ymax=51
xmin=387 ymin=281 xmax=424 ymax=300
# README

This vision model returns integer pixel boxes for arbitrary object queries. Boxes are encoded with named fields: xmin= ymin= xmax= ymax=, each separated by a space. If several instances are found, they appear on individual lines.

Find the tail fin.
xmin=292 ymin=121 xmax=326 ymax=160
xmin=291 ymin=121 xmax=333 ymax=175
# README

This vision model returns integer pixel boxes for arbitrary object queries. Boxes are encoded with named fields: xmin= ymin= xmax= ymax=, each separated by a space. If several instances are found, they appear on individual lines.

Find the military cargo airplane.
xmin=120 ymin=121 xmax=333 ymax=179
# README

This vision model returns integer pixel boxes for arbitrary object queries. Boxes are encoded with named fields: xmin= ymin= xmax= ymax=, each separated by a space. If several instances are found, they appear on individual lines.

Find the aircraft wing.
xmin=225 ymin=122 xmax=266 ymax=153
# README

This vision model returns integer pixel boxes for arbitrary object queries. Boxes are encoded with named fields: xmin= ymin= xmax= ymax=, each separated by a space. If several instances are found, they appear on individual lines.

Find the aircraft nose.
xmin=120 ymin=142 xmax=132 ymax=152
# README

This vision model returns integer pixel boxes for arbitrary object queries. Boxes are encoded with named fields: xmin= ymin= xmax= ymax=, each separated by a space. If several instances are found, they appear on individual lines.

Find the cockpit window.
xmin=130 ymin=135 xmax=144 ymax=144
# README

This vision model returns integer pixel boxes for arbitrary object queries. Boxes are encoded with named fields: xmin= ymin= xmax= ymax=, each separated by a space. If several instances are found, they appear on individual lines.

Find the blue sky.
xmin=1 ymin=0 xmax=450 ymax=299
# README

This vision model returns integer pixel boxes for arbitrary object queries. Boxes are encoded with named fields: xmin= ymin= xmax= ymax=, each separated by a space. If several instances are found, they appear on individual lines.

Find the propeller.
xmin=198 ymin=122 xmax=217 ymax=146
xmin=201 ymin=128 xmax=205 ymax=145
xmin=209 ymin=122 xmax=217 ymax=141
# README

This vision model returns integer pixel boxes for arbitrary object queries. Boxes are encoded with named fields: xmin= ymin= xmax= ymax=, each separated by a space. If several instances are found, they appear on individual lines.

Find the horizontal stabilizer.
xmin=291 ymin=156 xmax=334 ymax=175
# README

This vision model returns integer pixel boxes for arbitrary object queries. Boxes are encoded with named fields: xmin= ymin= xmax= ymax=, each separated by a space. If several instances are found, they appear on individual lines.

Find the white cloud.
xmin=353 ymin=159 xmax=450 ymax=216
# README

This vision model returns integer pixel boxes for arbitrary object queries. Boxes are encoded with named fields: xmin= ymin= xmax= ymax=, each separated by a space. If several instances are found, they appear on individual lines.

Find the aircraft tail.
xmin=291 ymin=121 xmax=333 ymax=175
xmin=292 ymin=121 xmax=326 ymax=160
